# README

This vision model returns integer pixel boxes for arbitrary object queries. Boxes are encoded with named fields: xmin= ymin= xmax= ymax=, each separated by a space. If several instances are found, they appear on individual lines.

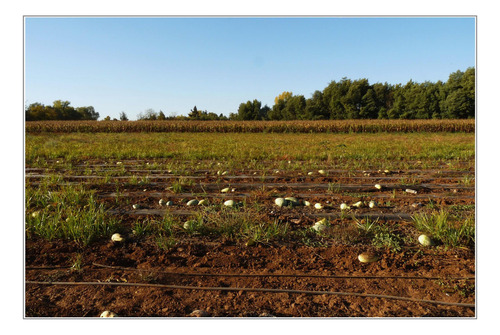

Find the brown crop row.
xmin=25 ymin=119 xmax=475 ymax=133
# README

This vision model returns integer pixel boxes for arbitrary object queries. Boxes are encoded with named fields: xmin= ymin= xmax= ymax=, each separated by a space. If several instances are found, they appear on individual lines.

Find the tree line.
xmin=25 ymin=100 xmax=99 ymax=121
xmin=233 ymin=67 xmax=475 ymax=121
xmin=134 ymin=106 xmax=228 ymax=121
xmin=128 ymin=67 xmax=475 ymax=121
xmin=25 ymin=68 xmax=474 ymax=121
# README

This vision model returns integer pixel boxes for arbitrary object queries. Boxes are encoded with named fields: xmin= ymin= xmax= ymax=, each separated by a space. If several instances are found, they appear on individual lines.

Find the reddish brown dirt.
xmin=25 ymin=237 xmax=475 ymax=317
xmin=25 ymin=162 xmax=475 ymax=317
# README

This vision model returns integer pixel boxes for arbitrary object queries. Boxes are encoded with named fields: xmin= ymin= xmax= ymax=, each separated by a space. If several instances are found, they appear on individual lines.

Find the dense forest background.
xmin=25 ymin=67 xmax=474 ymax=121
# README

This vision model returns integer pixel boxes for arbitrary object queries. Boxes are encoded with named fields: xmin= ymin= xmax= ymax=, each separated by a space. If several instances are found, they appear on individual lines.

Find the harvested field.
xmin=25 ymin=128 xmax=475 ymax=317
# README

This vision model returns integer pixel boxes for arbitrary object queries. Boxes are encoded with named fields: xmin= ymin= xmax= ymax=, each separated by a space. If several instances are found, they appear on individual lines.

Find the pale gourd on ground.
xmin=312 ymin=218 xmax=328 ymax=232
xmin=314 ymin=203 xmax=324 ymax=209
xmin=189 ymin=310 xmax=210 ymax=317
xmin=100 ymin=311 xmax=117 ymax=317
xmin=111 ymin=233 xmax=124 ymax=242
xmin=352 ymin=201 xmax=363 ymax=208
xmin=418 ymin=234 xmax=433 ymax=246
xmin=274 ymin=198 xmax=286 ymax=207
xmin=284 ymin=197 xmax=299 ymax=206
xmin=358 ymin=252 xmax=379 ymax=263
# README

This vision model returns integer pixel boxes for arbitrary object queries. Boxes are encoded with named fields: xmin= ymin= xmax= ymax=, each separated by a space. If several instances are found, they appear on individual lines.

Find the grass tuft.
xmin=26 ymin=184 xmax=119 ymax=246
xmin=412 ymin=210 xmax=475 ymax=248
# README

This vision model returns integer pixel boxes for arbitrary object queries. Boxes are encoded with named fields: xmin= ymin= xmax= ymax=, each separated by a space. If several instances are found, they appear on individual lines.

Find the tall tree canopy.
xmin=25 ymin=100 xmax=99 ymax=121
xmin=26 ymin=68 xmax=474 ymax=122
xmin=238 ymin=67 xmax=474 ymax=121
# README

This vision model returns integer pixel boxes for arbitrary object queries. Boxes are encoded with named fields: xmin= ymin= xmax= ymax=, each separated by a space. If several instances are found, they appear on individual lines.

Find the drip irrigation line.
xmin=105 ymin=208 xmax=418 ymax=221
xmin=25 ymin=266 xmax=73 ymax=270
xmin=25 ymin=176 xmax=473 ymax=191
xmin=25 ymin=280 xmax=475 ymax=308
xmin=25 ymin=173 xmax=469 ymax=182
xmin=90 ymin=262 xmax=474 ymax=281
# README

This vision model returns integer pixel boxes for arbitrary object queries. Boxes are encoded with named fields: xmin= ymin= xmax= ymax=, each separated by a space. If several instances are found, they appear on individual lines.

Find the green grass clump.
xmin=155 ymin=234 xmax=177 ymax=250
xmin=183 ymin=206 xmax=289 ymax=245
xmin=412 ymin=210 xmax=475 ymax=248
xmin=132 ymin=216 xmax=177 ymax=250
xmin=353 ymin=217 xmax=405 ymax=252
xmin=25 ymin=184 xmax=119 ymax=246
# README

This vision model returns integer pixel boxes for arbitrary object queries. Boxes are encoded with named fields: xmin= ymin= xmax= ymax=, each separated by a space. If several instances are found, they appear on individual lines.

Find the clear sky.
xmin=24 ymin=17 xmax=475 ymax=120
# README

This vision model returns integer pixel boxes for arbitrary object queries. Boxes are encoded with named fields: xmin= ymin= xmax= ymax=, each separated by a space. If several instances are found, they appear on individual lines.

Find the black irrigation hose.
xmin=25 ymin=280 xmax=475 ymax=309
xmin=90 ymin=262 xmax=475 ymax=281
xmin=26 ymin=266 xmax=73 ymax=270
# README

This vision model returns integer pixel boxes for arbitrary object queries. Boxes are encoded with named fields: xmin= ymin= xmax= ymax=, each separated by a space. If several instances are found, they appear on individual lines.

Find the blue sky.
xmin=24 ymin=17 xmax=475 ymax=120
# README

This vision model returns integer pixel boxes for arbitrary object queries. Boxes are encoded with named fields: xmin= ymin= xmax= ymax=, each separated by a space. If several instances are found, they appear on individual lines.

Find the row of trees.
xmin=134 ymin=106 xmax=228 ymax=121
xmin=233 ymin=67 xmax=475 ymax=120
xmin=25 ymin=100 xmax=99 ymax=121
xmin=25 ymin=68 xmax=474 ymax=121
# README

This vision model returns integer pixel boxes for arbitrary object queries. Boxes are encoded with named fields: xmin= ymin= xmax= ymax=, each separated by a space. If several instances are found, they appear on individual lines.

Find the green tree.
xmin=360 ymin=88 xmax=378 ymax=119
xmin=119 ymin=111 xmax=128 ymax=121
xmin=188 ymin=106 xmax=201 ymax=119
xmin=305 ymin=90 xmax=328 ymax=120
xmin=323 ymin=78 xmax=351 ymax=119
xmin=268 ymin=99 xmax=286 ymax=120
xmin=341 ymin=79 xmax=370 ymax=119
xmin=399 ymin=80 xmax=418 ymax=119
xmin=137 ymin=108 xmax=158 ymax=120
xmin=443 ymin=89 xmax=474 ymax=118
xmin=372 ymin=83 xmax=393 ymax=119
xmin=270 ymin=91 xmax=294 ymax=120
xmin=387 ymin=84 xmax=404 ymax=119
xmin=25 ymin=103 xmax=47 ymax=121
xmin=52 ymin=100 xmax=78 ymax=120
xmin=282 ymin=95 xmax=306 ymax=120
xmin=259 ymin=105 xmax=270 ymax=120
xmin=237 ymin=100 xmax=260 ymax=120
xmin=439 ymin=68 xmax=475 ymax=118
xmin=158 ymin=110 xmax=166 ymax=120
xmin=25 ymin=100 xmax=98 ymax=121
xmin=76 ymin=106 xmax=99 ymax=120
xmin=414 ymin=82 xmax=442 ymax=119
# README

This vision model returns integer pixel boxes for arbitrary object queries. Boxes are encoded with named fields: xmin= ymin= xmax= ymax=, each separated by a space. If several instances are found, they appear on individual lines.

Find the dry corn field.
xmin=25 ymin=121 xmax=475 ymax=317
xmin=25 ymin=119 xmax=475 ymax=133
